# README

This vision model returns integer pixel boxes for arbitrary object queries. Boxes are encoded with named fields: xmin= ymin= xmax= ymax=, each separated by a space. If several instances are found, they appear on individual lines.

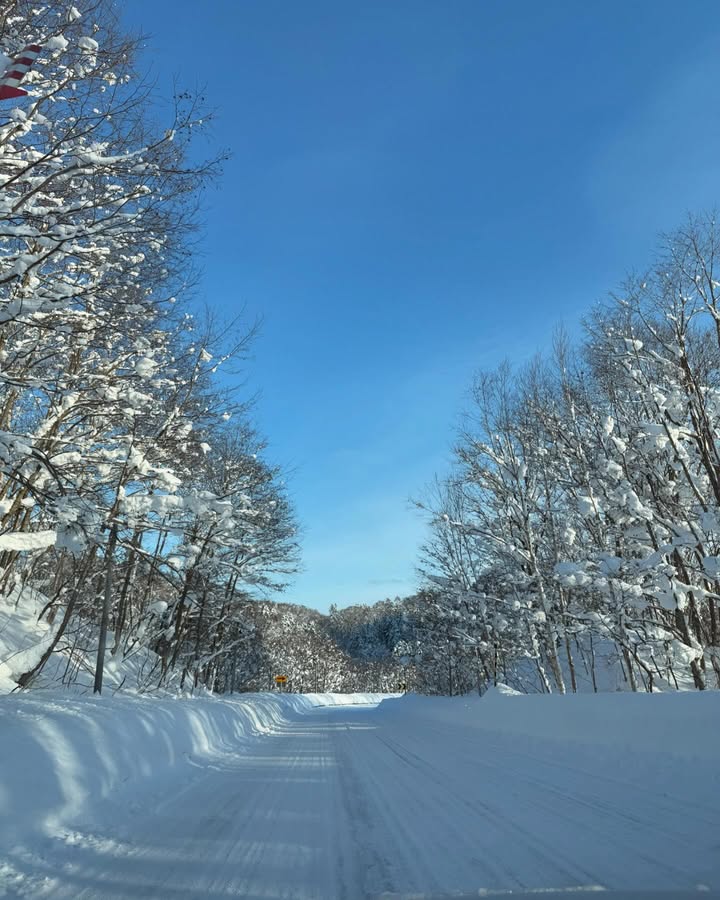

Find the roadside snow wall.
xmin=0 ymin=691 xmax=386 ymax=853
xmin=376 ymin=687 xmax=720 ymax=761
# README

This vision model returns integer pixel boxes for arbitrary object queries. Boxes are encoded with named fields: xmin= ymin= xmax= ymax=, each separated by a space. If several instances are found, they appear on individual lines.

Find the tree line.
xmin=415 ymin=217 xmax=720 ymax=693
xmin=0 ymin=0 xmax=298 ymax=693
xmin=3 ymin=0 xmax=719 ymax=698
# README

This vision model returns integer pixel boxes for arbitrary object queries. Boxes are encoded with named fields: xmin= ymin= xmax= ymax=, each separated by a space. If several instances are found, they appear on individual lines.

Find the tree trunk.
xmin=94 ymin=523 xmax=118 ymax=695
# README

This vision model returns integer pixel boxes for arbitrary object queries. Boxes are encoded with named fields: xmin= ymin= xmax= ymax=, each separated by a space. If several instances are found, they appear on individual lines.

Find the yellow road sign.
xmin=274 ymin=675 xmax=287 ymax=684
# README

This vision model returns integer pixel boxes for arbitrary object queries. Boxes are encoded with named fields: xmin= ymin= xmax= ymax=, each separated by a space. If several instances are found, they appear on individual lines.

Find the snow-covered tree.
xmin=0 ymin=1 xmax=299 ymax=694
xmin=418 ymin=216 xmax=720 ymax=693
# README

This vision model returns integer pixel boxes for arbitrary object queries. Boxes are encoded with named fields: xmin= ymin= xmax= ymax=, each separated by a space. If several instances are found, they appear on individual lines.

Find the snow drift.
xmin=376 ymin=685 xmax=720 ymax=761
xmin=0 ymin=691 xmax=385 ymax=856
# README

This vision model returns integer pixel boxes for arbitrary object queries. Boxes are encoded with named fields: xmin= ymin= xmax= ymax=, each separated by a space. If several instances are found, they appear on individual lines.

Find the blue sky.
xmin=123 ymin=0 xmax=720 ymax=611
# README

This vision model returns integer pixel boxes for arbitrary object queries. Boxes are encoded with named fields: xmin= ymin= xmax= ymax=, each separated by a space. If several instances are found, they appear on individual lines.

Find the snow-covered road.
xmin=12 ymin=696 xmax=719 ymax=900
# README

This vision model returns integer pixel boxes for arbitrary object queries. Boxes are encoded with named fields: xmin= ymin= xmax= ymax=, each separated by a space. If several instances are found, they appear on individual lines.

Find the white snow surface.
xmin=1 ymin=689 xmax=719 ymax=899
xmin=0 ymin=589 xmax=159 ymax=694
xmin=0 ymin=531 xmax=56 ymax=552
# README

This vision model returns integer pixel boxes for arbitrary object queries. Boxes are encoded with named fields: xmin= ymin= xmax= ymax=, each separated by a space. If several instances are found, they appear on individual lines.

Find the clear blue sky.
xmin=123 ymin=0 xmax=720 ymax=612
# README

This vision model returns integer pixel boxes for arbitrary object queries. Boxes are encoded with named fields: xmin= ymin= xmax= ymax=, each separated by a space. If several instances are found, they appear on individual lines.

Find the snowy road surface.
xmin=6 ymin=695 xmax=719 ymax=899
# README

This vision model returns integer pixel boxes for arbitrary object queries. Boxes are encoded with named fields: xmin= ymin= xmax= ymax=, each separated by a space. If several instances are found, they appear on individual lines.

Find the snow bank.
xmin=303 ymin=691 xmax=392 ymax=707
xmin=0 ymin=588 xmax=178 ymax=694
xmin=0 ymin=587 xmax=57 ymax=693
xmin=376 ymin=687 xmax=720 ymax=761
xmin=0 ymin=691 xmax=384 ymax=854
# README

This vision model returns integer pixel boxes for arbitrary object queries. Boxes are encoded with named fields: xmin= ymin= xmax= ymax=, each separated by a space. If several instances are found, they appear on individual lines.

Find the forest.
xmin=1 ymin=0 xmax=720 ymax=697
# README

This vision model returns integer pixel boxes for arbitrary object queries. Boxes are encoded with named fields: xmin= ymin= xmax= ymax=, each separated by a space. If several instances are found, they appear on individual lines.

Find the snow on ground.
xmin=0 ymin=691 xmax=387 ymax=871
xmin=0 ymin=689 xmax=718 ymax=898
xmin=378 ymin=685 xmax=720 ymax=759
xmin=0 ymin=588 xmax=58 ymax=694
xmin=0 ymin=588 xmax=170 ymax=694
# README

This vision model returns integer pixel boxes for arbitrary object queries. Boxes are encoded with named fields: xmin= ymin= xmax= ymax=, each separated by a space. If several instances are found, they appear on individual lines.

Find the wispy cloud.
xmin=587 ymin=47 xmax=720 ymax=237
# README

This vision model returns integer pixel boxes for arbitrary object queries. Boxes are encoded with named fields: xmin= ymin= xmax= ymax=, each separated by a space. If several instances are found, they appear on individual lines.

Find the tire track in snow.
xmin=373 ymin=731 xmax=599 ymax=891
xmin=341 ymin=726 xmax=445 ymax=896
xmin=376 ymin=719 xmax=718 ymax=891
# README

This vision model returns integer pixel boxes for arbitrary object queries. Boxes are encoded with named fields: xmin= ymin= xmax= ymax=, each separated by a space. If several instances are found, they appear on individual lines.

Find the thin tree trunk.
xmin=94 ymin=523 xmax=118 ymax=695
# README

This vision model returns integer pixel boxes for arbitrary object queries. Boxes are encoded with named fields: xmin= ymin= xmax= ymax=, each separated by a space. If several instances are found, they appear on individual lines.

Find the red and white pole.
xmin=0 ymin=44 xmax=42 ymax=100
